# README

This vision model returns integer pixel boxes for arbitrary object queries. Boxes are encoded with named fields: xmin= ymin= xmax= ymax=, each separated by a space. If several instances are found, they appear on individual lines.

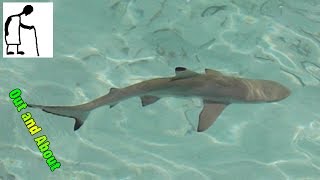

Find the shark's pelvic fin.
xmin=197 ymin=100 xmax=228 ymax=132
xmin=140 ymin=95 xmax=160 ymax=106
xmin=110 ymin=103 xmax=118 ymax=108
xmin=172 ymin=67 xmax=199 ymax=80
xmin=28 ymin=104 xmax=90 ymax=131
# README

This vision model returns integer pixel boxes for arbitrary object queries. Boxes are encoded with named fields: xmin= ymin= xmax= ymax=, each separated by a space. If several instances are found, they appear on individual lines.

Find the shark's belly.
xmin=147 ymin=86 xmax=243 ymax=103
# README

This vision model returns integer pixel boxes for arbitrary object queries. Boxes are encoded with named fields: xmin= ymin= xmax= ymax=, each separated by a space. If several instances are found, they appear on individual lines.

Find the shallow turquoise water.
xmin=1 ymin=0 xmax=320 ymax=179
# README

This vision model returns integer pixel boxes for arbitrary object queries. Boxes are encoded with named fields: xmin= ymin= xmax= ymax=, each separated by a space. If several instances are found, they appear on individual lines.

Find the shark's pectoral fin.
xmin=140 ymin=95 xmax=160 ymax=106
xmin=197 ymin=100 xmax=229 ymax=132
xmin=172 ymin=67 xmax=200 ymax=80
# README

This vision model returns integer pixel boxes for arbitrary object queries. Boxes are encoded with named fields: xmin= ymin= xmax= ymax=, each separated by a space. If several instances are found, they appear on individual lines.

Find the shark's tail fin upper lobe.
xmin=28 ymin=104 xmax=90 ymax=131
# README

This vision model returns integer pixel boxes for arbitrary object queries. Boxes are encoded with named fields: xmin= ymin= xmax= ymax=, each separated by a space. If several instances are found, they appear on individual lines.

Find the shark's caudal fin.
xmin=28 ymin=104 xmax=90 ymax=131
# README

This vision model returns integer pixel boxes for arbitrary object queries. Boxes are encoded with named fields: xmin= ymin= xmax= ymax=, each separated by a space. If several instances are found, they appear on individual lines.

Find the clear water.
xmin=1 ymin=0 xmax=320 ymax=179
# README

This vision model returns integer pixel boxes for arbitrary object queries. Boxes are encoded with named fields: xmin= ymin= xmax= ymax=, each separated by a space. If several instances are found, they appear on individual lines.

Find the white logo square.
xmin=3 ymin=2 xmax=53 ymax=58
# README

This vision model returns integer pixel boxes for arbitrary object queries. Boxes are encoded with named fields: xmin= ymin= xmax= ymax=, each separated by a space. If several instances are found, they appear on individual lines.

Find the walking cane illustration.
xmin=32 ymin=26 xmax=39 ymax=56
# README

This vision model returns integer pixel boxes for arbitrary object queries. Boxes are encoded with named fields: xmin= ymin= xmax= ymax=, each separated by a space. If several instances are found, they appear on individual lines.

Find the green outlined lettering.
xmin=9 ymin=88 xmax=28 ymax=112
xmin=34 ymin=135 xmax=61 ymax=172
xmin=9 ymin=88 xmax=21 ymax=99
xmin=21 ymin=112 xmax=42 ymax=136
xmin=9 ymin=88 xmax=61 ymax=172
xmin=34 ymin=134 xmax=47 ymax=145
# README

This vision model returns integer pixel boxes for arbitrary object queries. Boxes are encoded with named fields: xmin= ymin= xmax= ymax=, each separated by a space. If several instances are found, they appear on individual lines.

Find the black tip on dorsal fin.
xmin=110 ymin=87 xmax=118 ymax=93
xmin=175 ymin=67 xmax=187 ymax=72
xmin=108 ymin=88 xmax=120 ymax=108
xmin=173 ymin=67 xmax=199 ymax=80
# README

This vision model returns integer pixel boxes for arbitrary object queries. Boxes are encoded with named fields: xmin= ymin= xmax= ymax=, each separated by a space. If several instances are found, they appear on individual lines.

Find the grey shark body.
xmin=28 ymin=67 xmax=290 ymax=132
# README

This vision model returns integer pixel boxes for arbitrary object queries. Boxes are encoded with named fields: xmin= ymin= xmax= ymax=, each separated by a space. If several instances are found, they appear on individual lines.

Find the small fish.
xmin=29 ymin=67 xmax=290 ymax=132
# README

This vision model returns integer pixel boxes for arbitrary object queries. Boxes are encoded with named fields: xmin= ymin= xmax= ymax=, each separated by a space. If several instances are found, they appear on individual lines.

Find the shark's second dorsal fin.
xmin=172 ymin=67 xmax=199 ymax=80
xmin=109 ymin=88 xmax=119 ymax=94
xmin=205 ymin=68 xmax=223 ymax=76
xmin=109 ymin=88 xmax=119 ymax=108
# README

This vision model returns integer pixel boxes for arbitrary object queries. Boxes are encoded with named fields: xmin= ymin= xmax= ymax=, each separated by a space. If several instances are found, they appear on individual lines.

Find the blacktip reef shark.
xmin=28 ymin=67 xmax=290 ymax=132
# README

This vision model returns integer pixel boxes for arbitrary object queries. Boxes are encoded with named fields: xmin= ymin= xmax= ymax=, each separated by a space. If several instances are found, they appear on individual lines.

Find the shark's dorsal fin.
xmin=109 ymin=88 xmax=119 ymax=108
xmin=140 ymin=95 xmax=160 ymax=106
xmin=197 ymin=100 xmax=229 ymax=132
xmin=109 ymin=88 xmax=119 ymax=94
xmin=205 ymin=68 xmax=223 ymax=76
xmin=172 ymin=67 xmax=199 ymax=80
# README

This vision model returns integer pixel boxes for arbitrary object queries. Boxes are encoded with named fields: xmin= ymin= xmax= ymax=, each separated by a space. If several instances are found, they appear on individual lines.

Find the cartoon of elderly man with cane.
xmin=4 ymin=5 xmax=39 ymax=56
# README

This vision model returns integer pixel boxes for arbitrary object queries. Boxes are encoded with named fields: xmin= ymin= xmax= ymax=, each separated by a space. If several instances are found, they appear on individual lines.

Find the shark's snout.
xmin=262 ymin=81 xmax=290 ymax=102
xmin=281 ymin=86 xmax=290 ymax=99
